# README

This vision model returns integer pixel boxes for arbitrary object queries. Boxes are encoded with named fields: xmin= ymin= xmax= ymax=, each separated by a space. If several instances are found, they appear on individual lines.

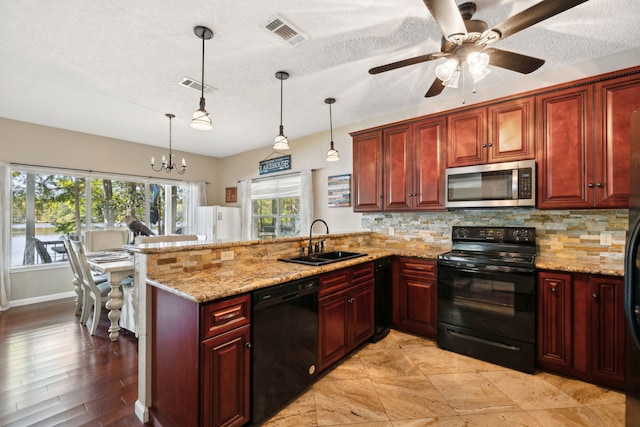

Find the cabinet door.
xmin=352 ymin=131 xmax=383 ymax=211
xmin=350 ymin=282 xmax=375 ymax=348
xmin=488 ymin=97 xmax=535 ymax=162
xmin=447 ymin=108 xmax=487 ymax=167
xmin=384 ymin=124 xmax=412 ymax=211
xmin=318 ymin=290 xmax=349 ymax=372
xmin=537 ymin=86 xmax=594 ymax=209
xmin=537 ymin=272 xmax=573 ymax=370
xmin=413 ymin=117 xmax=446 ymax=210
xmin=594 ymin=74 xmax=640 ymax=208
xmin=201 ymin=325 xmax=251 ymax=427
xmin=396 ymin=258 xmax=437 ymax=338
xmin=589 ymin=276 xmax=625 ymax=388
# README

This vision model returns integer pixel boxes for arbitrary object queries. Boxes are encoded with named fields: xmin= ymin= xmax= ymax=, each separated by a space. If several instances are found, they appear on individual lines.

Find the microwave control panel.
xmin=518 ymin=168 xmax=533 ymax=199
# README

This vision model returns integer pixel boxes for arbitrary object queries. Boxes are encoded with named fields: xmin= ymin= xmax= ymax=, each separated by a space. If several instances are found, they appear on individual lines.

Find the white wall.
xmin=0 ymin=118 xmax=221 ymax=304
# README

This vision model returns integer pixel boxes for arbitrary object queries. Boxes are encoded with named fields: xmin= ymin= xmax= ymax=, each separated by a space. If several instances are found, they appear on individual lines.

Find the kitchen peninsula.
xmin=129 ymin=231 xmax=624 ymax=426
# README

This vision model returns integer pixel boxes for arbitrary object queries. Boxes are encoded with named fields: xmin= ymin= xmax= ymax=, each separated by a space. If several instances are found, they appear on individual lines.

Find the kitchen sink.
xmin=279 ymin=251 xmax=367 ymax=266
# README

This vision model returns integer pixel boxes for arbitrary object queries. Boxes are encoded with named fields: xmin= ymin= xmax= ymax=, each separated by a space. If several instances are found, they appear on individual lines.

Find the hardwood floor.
xmin=0 ymin=298 xmax=143 ymax=426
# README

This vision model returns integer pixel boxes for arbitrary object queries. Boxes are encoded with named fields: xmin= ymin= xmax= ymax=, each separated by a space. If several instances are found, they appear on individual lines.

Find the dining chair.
xmin=63 ymin=239 xmax=108 ymax=316
xmin=70 ymin=240 xmax=118 ymax=335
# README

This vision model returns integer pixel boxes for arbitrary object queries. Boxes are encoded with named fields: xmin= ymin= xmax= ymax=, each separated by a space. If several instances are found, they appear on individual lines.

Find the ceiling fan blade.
xmin=480 ymin=0 xmax=589 ymax=44
xmin=425 ymin=77 xmax=445 ymax=98
xmin=369 ymin=52 xmax=443 ymax=75
xmin=423 ymin=0 xmax=467 ymax=42
xmin=489 ymin=48 xmax=545 ymax=74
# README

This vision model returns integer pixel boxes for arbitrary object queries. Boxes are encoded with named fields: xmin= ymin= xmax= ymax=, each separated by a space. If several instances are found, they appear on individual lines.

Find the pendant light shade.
xmin=151 ymin=114 xmax=187 ymax=174
xmin=324 ymin=98 xmax=339 ymax=162
xmin=273 ymin=71 xmax=290 ymax=150
xmin=191 ymin=26 xmax=213 ymax=131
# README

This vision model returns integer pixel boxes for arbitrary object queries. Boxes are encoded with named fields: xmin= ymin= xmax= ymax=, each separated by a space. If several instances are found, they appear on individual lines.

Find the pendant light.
xmin=324 ymin=98 xmax=339 ymax=162
xmin=273 ymin=71 xmax=290 ymax=150
xmin=191 ymin=26 xmax=213 ymax=131
xmin=151 ymin=114 xmax=187 ymax=174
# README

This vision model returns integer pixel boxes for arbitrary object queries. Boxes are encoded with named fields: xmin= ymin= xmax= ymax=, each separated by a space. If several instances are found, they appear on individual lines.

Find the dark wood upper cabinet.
xmin=447 ymin=98 xmax=534 ymax=168
xmin=538 ymin=71 xmax=640 ymax=209
xmin=488 ymin=97 xmax=535 ymax=162
xmin=447 ymin=107 xmax=487 ymax=167
xmin=352 ymin=131 xmax=383 ymax=211
xmin=536 ymin=86 xmax=594 ymax=209
xmin=593 ymin=73 xmax=640 ymax=207
xmin=353 ymin=117 xmax=445 ymax=212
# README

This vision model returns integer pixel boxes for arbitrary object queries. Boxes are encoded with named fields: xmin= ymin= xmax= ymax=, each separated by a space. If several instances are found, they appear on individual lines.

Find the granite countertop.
xmin=535 ymin=255 xmax=624 ymax=277
xmin=145 ymin=242 xmax=624 ymax=305
xmin=146 ymin=246 xmax=448 ymax=304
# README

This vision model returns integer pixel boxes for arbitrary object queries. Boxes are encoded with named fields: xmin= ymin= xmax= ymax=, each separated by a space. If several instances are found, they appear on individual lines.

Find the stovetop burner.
xmin=438 ymin=226 xmax=537 ymax=271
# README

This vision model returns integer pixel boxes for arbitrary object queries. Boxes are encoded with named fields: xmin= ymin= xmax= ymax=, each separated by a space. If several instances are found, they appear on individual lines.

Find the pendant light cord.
xmin=200 ymin=35 xmax=205 ymax=102
xmin=279 ymin=77 xmax=284 ymax=132
xmin=329 ymin=102 xmax=334 ymax=142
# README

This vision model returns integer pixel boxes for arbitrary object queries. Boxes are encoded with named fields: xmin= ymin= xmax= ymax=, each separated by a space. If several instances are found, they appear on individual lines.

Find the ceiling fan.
xmin=369 ymin=0 xmax=590 ymax=97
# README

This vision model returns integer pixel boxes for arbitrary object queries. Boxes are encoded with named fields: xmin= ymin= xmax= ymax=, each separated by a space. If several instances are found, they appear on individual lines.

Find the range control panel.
xmin=452 ymin=226 xmax=536 ymax=243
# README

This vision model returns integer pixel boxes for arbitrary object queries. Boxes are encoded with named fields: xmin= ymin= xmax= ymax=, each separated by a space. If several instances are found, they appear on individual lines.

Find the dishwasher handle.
xmin=253 ymin=277 xmax=319 ymax=311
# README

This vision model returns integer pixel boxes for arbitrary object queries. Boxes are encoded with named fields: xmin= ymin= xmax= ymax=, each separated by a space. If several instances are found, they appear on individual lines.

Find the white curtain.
xmin=299 ymin=170 xmax=313 ymax=235
xmin=183 ymin=181 xmax=207 ymax=235
xmin=0 ymin=162 xmax=11 ymax=310
xmin=239 ymin=179 xmax=252 ymax=240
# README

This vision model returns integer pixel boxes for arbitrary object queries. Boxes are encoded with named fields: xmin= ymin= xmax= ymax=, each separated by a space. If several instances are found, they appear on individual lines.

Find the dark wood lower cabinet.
xmin=150 ymin=288 xmax=251 ymax=427
xmin=392 ymin=257 xmax=437 ymax=338
xmin=318 ymin=262 xmax=375 ymax=372
xmin=537 ymin=271 xmax=625 ymax=390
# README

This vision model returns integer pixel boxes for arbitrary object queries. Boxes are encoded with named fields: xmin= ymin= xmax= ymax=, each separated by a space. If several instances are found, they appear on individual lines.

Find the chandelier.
xmin=151 ymin=113 xmax=186 ymax=174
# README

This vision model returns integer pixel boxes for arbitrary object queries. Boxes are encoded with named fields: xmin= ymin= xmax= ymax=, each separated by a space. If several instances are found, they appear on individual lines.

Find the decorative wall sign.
xmin=225 ymin=187 xmax=237 ymax=203
xmin=259 ymin=155 xmax=291 ymax=175
xmin=328 ymin=174 xmax=351 ymax=207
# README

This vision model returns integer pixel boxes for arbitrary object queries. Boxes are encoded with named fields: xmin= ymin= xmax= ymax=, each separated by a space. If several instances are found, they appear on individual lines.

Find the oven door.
xmin=437 ymin=261 xmax=536 ymax=343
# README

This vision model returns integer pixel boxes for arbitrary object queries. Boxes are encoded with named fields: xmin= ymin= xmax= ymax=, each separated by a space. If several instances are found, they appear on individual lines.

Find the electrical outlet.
xmin=600 ymin=233 xmax=612 ymax=246
xmin=221 ymin=251 xmax=234 ymax=261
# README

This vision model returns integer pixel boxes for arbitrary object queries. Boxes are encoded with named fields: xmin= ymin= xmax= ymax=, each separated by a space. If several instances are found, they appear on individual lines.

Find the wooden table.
xmin=88 ymin=257 xmax=134 ymax=341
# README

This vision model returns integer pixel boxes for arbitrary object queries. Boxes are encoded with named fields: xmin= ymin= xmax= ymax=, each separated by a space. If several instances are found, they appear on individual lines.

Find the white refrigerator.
xmin=194 ymin=206 xmax=241 ymax=242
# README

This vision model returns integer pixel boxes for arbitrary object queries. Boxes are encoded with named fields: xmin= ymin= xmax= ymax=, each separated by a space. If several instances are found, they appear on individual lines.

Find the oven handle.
xmin=437 ymin=261 xmax=535 ymax=275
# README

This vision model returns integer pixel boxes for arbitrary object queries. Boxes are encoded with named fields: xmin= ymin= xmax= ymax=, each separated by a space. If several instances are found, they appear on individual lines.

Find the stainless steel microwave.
xmin=445 ymin=160 xmax=536 ymax=208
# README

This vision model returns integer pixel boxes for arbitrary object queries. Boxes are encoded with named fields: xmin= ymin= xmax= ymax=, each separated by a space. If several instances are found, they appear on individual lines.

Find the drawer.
xmin=400 ymin=259 xmax=436 ymax=276
xmin=351 ymin=261 xmax=374 ymax=286
xmin=319 ymin=269 xmax=350 ymax=297
xmin=201 ymin=294 xmax=251 ymax=340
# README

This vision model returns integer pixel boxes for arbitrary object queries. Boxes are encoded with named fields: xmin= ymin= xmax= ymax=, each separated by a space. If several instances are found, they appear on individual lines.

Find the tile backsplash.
xmin=361 ymin=209 xmax=628 ymax=266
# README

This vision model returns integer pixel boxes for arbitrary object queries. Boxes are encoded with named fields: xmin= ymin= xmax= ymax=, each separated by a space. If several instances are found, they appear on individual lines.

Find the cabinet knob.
xmin=550 ymin=286 xmax=557 ymax=293
xmin=596 ymin=182 xmax=603 ymax=188
xmin=245 ymin=341 xmax=252 ymax=348
xmin=347 ymin=297 xmax=354 ymax=303
xmin=488 ymin=143 xmax=493 ymax=147
xmin=592 ymin=293 xmax=598 ymax=299
xmin=588 ymin=183 xmax=595 ymax=188
xmin=482 ymin=144 xmax=487 ymax=148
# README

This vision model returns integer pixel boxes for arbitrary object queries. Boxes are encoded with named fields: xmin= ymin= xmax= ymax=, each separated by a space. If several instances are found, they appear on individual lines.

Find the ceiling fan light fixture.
xmin=273 ymin=71 xmax=290 ymax=151
xmin=191 ymin=26 xmax=213 ymax=131
xmin=324 ymin=97 xmax=339 ymax=162
xmin=435 ymin=58 xmax=459 ymax=83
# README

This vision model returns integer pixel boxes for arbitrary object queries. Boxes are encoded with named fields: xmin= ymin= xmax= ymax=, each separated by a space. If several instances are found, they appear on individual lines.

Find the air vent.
xmin=178 ymin=77 xmax=216 ymax=94
xmin=263 ymin=15 xmax=308 ymax=46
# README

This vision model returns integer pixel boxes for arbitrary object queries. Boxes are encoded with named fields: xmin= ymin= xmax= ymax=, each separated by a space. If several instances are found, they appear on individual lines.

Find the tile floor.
xmin=263 ymin=330 xmax=625 ymax=426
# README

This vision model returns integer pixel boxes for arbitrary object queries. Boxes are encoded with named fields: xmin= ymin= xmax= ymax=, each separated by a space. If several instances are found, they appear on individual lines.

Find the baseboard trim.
xmin=11 ymin=291 xmax=76 ymax=307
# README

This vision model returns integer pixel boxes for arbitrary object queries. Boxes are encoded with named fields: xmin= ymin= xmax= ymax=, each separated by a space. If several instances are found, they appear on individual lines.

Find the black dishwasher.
xmin=251 ymin=277 xmax=319 ymax=425
xmin=371 ymin=256 xmax=392 ymax=342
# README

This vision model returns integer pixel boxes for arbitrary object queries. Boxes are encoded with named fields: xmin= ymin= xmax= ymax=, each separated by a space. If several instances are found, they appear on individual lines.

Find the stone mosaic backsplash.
xmin=361 ymin=209 xmax=628 ymax=267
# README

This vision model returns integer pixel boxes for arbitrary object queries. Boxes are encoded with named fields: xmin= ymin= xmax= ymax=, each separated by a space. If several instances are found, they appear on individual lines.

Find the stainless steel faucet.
xmin=308 ymin=219 xmax=329 ymax=255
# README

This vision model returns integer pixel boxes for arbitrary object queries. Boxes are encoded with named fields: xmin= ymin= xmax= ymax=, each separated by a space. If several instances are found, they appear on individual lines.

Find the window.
xmin=249 ymin=172 xmax=313 ymax=240
xmin=10 ymin=165 xmax=187 ymax=267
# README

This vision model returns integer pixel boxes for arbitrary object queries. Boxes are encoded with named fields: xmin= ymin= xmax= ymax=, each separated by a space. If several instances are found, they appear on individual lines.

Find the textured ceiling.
xmin=1 ymin=0 xmax=638 ymax=158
